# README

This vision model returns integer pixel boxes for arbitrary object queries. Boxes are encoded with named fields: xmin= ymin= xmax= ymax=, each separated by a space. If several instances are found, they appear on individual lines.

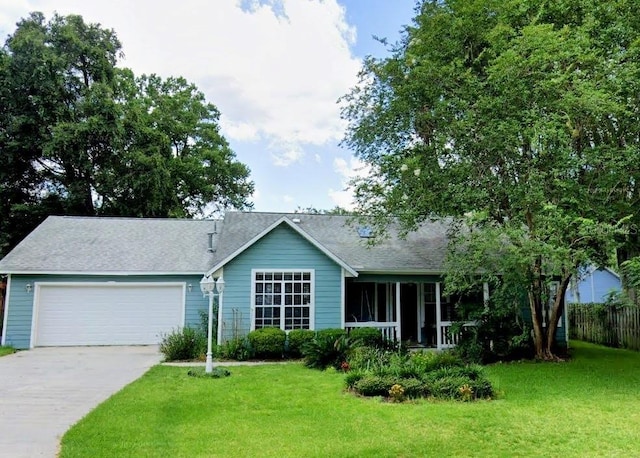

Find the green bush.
xmin=423 ymin=365 xmax=493 ymax=400
xmin=353 ymin=375 xmax=395 ymax=397
xmin=159 ymin=326 xmax=206 ymax=361
xmin=349 ymin=327 xmax=384 ymax=348
xmin=217 ymin=337 xmax=252 ymax=361
xmin=303 ymin=332 xmax=352 ymax=370
xmin=409 ymin=350 xmax=464 ymax=373
xmin=287 ymin=329 xmax=315 ymax=358
xmin=248 ymin=327 xmax=286 ymax=359
xmin=316 ymin=328 xmax=347 ymax=341
xmin=344 ymin=369 xmax=367 ymax=389
xmin=347 ymin=346 xmax=391 ymax=372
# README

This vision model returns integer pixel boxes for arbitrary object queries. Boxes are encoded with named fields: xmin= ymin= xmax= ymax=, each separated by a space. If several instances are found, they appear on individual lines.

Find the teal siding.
xmin=220 ymin=224 xmax=342 ymax=341
xmin=3 ymin=274 xmax=207 ymax=349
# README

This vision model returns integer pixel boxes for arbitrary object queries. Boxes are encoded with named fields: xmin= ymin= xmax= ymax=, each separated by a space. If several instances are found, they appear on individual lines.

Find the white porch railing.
xmin=345 ymin=321 xmax=399 ymax=342
xmin=439 ymin=321 xmax=477 ymax=349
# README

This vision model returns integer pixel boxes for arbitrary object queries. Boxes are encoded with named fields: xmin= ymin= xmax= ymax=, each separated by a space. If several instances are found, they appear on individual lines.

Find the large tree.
xmin=341 ymin=0 xmax=640 ymax=359
xmin=0 ymin=13 xmax=253 ymax=255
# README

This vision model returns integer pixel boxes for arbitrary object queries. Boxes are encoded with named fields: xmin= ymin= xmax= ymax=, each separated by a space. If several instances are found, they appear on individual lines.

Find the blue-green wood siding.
xmin=220 ymin=223 xmax=342 ymax=341
xmin=3 ymin=274 xmax=206 ymax=349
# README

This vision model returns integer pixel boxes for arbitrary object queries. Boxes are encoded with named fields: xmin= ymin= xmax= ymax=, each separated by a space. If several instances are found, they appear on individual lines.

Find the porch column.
xmin=435 ymin=282 xmax=442 ymax=350
xmin=395 ymin=282 xmax=401 ymax=342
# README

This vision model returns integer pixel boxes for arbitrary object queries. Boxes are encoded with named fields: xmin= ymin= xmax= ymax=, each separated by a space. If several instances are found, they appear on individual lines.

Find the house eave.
xmin=356 ymin=269 xmax=444 ymax=276
xmin=0 ymin=270 xmax=206 ymax=276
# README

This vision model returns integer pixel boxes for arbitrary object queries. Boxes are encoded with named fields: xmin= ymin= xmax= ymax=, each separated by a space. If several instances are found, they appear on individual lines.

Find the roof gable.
xmin=206 ymin=216 xmax=358 ymax=277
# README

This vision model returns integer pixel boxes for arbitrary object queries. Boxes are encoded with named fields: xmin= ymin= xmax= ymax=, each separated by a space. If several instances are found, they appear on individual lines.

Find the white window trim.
xmin=250 ymin=269 xmax=315 ymax=331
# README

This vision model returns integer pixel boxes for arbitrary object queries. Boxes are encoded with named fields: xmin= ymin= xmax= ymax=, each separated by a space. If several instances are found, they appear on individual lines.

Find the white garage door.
xmin=34 ymin=283 xmax=184 ymax=346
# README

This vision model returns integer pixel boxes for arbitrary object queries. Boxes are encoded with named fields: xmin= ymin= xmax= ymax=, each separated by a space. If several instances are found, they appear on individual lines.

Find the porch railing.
xmin=439 ymin=321 xmax=477 ymax=349
xmin=345 ymin=321 xmax=399 ymax=342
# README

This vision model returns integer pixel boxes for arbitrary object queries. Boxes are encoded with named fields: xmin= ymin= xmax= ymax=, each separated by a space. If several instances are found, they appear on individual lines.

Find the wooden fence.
xmin=569 ymin=304 xmax=640 ymax=351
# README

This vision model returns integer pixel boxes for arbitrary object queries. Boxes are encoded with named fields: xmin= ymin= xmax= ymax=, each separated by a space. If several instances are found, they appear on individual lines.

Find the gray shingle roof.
xmin=212 ymin=212 xmax=449 ymax=273
xmin=0 ymin=212 xmax=449 ymax=274
xmin=0 ymin=216 xmax=220 ymax=273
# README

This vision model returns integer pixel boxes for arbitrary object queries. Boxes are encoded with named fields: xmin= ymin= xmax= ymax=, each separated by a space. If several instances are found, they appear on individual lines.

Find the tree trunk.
xmin=544 ymin=272 xmax=572 ymax=359
xmin=529 ymin=256 xmax=551 ymax=359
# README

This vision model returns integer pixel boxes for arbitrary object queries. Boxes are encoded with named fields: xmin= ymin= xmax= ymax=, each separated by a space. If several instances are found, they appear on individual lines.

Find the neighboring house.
xmin=0 ymin=212 xmax=567 ymax=350
xmin=566 ymin=266 xmax=622 ymax=304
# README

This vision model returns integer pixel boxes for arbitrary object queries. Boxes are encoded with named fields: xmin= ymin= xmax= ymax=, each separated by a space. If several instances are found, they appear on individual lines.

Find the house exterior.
xmin=0 ymin=212 xmax=565 ymax=350
xmin=566 ymin=266 xmax=622 ymax=304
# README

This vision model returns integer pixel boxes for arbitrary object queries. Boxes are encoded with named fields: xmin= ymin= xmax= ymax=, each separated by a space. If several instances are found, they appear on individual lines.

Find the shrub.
xmin=353 ymin=375 xmax=395 ymax=397
xmin=217 ymin=337 xmax=252 ymax=361
xmin=409 ymin=350 xmax=464 ymax=373
xmin=344 ymin=369 xmax=366 ymax=389
xmin=287 ymin=329 xmax=315 ymax=358
xmin=303 ymin=332 xmax=352 ymax=370
xmin=247 ymin=328 xmax=286 ymax=359
xmin=423 ymin=365 xmax=494 ymax=400
xmin=160 ymin=326 xmax=206 ymax=361
xmin=316 ymin=328 xmax=347 ymax=341
xmin=349 ymin=327 xmax=384 ymax=348
xmin=347 ymin=346 xmax=391 ymax=372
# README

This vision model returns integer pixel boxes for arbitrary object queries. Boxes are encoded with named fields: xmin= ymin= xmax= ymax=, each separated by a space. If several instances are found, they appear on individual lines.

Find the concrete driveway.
xmin=0 ymin=346 xmax=161 ymax=458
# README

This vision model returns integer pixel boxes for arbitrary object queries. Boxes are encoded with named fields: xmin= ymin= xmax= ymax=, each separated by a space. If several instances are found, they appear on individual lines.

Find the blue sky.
xmin=0 ymin=0 xmax=416 ymax=213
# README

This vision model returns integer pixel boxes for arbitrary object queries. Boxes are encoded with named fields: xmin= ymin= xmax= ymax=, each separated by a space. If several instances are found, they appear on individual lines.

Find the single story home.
xmin=0 ymin=212 xmax=566 ymax=350
xmin=565 ymin=266 xmax=622 ymax=304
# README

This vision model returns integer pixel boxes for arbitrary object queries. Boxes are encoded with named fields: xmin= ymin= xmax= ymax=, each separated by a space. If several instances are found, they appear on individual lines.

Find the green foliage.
xmin=302 ymin=330 xmax=352 ymax=370
xmin=159 ymin=327 xmax=206 ymax=361
xmin=346 ymin=346 xmax=492 ymax=401
xmin=348 ymin=327 xmax=385 ymax=348
xmin=187 ymin=367 xmax=231 ymax=379
xmin=217 ymin=337 xmax=252 ymax=361
xmin=316 ymin=328 xmax=347 ymax=341
xmin=0 ymin=12 xmax=253 ymax=257
xmin=408 ymin=350 xmax=464 ymax=373
xmin=247 ymin=328 xmax=286 ymax=359
xmin=0 ymin=346 xmax=16 ymax=357
xmin=341 ymin=0 xmax=637 ymax=358
xmin=286 ymin=329 xmax=315 ymax=358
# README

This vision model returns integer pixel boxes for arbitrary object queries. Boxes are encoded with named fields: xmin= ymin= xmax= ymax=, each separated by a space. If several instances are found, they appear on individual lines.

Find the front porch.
xmin=343 ymin=278 xmax=486 ymax=350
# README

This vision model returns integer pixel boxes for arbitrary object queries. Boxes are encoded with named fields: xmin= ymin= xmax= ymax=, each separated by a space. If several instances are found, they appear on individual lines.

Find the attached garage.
xmin=32 ymin=283 xmax=185 ymax=347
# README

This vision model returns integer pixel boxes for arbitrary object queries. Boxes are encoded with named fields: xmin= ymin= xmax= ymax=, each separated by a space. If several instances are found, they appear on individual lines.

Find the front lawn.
xmin=0 ymin=345 xmax=15 ymax=357
xmin=60 ymin=341 xmax=640 ymax=457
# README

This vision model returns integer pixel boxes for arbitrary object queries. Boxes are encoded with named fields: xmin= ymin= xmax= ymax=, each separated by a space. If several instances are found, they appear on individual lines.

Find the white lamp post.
xmin=200 ymin=274 xmax=216 ymax=373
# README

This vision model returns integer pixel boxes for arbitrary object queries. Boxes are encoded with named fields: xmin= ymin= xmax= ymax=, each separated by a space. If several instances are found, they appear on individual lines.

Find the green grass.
xmin=0 ymin=345 xmax=16 ymax=357
xmin=60 ymin=341 xmax=640 ymax=457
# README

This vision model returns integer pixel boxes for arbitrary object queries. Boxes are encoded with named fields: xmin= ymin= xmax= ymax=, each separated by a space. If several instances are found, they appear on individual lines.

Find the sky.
xmin=0 ymin=0 xmax=416 ymax=213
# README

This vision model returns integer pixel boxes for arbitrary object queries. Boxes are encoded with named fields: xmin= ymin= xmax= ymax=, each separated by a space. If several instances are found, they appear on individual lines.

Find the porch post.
xmin=435 ymin=282 xmax=442 ymax=350
xmin=395 ymin=282 xmax=401 ymax=342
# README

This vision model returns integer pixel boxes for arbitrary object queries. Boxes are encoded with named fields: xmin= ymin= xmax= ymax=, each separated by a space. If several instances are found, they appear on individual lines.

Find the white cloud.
xmin=3 ymin=0 xmax=361 ymax=167
xmin=282 ymin=194 xmax=294 ymax=203
xmin=328 ymin=156 xmax=371 ymax=210
xmin=314 ymin=154 xmax=322 ymax=163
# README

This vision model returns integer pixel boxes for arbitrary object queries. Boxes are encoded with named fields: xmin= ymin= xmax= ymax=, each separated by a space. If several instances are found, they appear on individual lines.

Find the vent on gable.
xmin=357 ymin=226 xmax=374 ymax=238
xmin=292 ymin=217 xmax=301 ymax=224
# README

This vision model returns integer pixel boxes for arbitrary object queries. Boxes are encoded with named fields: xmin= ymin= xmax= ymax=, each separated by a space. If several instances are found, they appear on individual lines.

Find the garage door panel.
xmin=35 ymin=284 xmax=184 ymax=346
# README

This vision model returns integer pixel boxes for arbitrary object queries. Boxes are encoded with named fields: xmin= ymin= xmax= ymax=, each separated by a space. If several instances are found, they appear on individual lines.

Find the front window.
xmin=253 ymin=270 xmax=314 ymax=330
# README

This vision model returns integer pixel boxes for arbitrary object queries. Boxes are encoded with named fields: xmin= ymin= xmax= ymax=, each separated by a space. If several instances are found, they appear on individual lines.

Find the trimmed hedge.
xmin=287 ymin=329 xmax=315 ymax=358
xmin=247 ymin=328 xmax=286 ymax=359
xmin=349 ymin=327 xmax=384 ymax=348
